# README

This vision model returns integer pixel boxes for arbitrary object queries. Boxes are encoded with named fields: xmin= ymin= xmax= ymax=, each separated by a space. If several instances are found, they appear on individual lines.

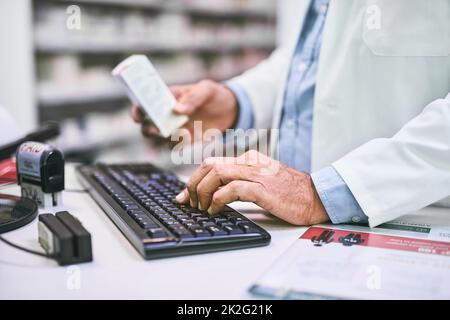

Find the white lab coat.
xmin=230 ymin=0 xmax=450 ymax=227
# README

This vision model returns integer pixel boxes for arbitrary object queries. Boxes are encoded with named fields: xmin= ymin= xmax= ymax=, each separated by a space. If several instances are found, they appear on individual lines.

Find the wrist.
xmin=220 ymin=85 xmax=239 ymax=131
xmin=309 ymin=175 xmax=330 ymax=225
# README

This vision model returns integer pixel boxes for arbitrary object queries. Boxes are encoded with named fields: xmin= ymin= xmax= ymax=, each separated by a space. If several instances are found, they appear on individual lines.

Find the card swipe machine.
xmin=16 ymin=141 xmax=65 ymax=207
xmin=38 ymin=212 xmax=93 ymax=265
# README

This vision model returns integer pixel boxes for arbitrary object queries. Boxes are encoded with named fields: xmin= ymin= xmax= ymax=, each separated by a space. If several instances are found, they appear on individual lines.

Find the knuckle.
xmin=243 ymin=150 xmax=260 ymax=164
xmin=186 ymin=180 xmax=196 ymax=193
xmin=203 ymin=157 xmax=215 ymax=167
xmin=247 ymin=168 xmax=259 ymax=180
xmin=252 ymin=183 xmax=263 ymax=197
xmin=211 ymin=193 xmax=223 ymax=206
xmin=196 ymin=184 xmax=209 ymax=197
xmin=228 ymin=181 xmax=241 ymax=193
xmin=212 ymin=165 xmax=223 ymax=176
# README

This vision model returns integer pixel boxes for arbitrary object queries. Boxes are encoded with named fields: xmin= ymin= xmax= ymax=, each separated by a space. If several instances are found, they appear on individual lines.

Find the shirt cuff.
xmin=226 ymin=81 xmax=254 ymax=130
xmin=311 ymin=166 xmax=369 ymax=225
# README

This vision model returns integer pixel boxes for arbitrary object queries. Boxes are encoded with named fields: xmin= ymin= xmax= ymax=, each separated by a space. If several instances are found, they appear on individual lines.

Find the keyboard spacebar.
xmin=180 ymin=233 xmax=259 ymax=242
xmin=143 ymin=237 xmax=177 ymax=245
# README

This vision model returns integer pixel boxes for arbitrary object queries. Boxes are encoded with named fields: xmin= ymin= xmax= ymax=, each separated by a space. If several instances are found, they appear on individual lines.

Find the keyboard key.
xmin=218 ymin=221 xmax=234 ymax=227
xmin=224 ymin=226 xmax=244 ymax=235
xmin=137 ymin=197 xmax=150 ymax=203
xmin=127 ymin=210 xmax=146 ymax=218
xmin=129 ymin=212 xmax=160 ymax=229
xmin=192 ymin=228 xmax=211 ymax=237
xmin=160 ymin=213 xmax=173 ymax=219
xmin=154 ymin=210 xmax=169 ymax=217
xmin=200 ymin=221 xmax=216 ymax=228
xmin=171 ymin=221 xmax=183 ymax=227
xmin=120 ymin=200 xmax=134 ymax=205
xmin=139 ymin=220 xmax=160 ymax=230
xmin=148 ymin=228 xmax=167 ymax=238
xmin=174 ymin=214 xmax=190 ymax=220
xmin=212 ymin=216 xmax=228 ymax=224
xmin=231 ymin=217 xmax=245 ymax=224
xmin=239 ymin=223 xmax=260 ymax=234
xmin=113 ymin=195 xmax=130 ymax=201
xmin=172 ymin=228 xmax=194 ymax=239
xmin=184 ymin=222 xmax=200 ymax=229
xmin=145 ymin=205 xmax=162 ymax=212
xmin=123 ymin=204 xmax=140 ymax=211
xmin=207 ymin=226 xmax=227 ymax=236
xmin=188 ymin=212 xmax=202 ymax=218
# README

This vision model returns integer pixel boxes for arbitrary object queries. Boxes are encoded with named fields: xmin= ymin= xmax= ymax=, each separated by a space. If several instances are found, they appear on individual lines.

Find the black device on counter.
xmin=38 ymin=211 xmax=93 ymax=265
xmin=0 ymin=207 xmax=92 ymax=265
xmin=16 ymin=141 xmax=65 ymax=207
xmin=77 ymin=163 xmax=271 ymax=260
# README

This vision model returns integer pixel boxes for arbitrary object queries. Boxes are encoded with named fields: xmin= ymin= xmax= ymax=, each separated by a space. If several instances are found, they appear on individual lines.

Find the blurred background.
xmin=0 ymin=0 xmax=299 ymax=168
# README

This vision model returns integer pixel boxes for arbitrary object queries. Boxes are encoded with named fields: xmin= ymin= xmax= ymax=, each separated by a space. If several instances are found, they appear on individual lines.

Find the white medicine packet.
xmin=112 ymin=55 xmax=188 ymax=138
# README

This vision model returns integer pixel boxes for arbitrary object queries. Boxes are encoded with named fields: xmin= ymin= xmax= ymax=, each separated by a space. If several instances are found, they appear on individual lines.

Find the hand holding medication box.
xmin=112 ymin=55 xmax=188 ymax=138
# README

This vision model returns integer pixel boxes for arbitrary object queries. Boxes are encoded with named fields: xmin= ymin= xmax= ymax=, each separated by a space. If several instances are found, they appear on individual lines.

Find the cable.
xmin=65 ymin=188 xmax=88 ymax=193
xmin=0 ymin=235 xmax=54 ymax=259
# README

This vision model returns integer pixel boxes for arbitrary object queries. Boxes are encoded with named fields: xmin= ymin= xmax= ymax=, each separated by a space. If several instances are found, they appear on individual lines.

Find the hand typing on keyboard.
xmin=176 ymin=150 xmax=330 ymax=226
xmin=80 ymin=163 xmax=271 ymax=259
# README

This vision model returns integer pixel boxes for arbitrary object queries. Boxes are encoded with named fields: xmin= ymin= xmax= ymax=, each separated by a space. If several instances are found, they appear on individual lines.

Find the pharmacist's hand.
xmin=175 ymin=150 xmax=330 ymax=226
xmin=130 ymin=80 xmax=238 ymax=140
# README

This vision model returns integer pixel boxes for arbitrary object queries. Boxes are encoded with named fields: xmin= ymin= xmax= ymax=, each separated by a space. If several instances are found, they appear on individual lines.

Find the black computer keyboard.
xmin=77 ymin=163 xmax=271 ymax=259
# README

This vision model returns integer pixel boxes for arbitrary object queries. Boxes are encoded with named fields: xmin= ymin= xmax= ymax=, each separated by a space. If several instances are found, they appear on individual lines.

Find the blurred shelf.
xmin=33 ymin=0 xmax=276 ymax=125
xmin=55 ymin=0 xmax=168 ymax=11
xmin=37 ymin=66 xmax=246 ymax=121
xmin=39 ymin=98 xmax=128 ymax=121
xmin=38 ymin=87 xmax=126 ymax=107
xmin=62 ymin=132 xmax=140 ymax=159
xmin=37 ymin=74 xmax=203 ymax=110
xmin=38 ymin=89 xmax=129 ymax=121
xmin=181 ymin=5 xmax=276 ymax=20
xmin=51 ymin=0 xmax=276 ymax=20
xmin=35 ymin=41 xmax=275 ymax=55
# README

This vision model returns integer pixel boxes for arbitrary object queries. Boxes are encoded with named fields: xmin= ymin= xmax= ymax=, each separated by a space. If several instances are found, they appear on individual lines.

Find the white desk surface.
xmin=0 ymin=165 xmax=307 ymax=300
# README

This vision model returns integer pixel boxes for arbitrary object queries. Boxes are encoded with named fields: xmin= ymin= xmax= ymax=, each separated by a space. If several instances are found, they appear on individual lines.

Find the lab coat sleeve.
xmin=333 ymin=93 xmax=450 ymax=227
xmin=226 ymin=81 xmax=255 ymax=130
xmin=312 ymin=166 xmax=369 ymax=225
xmin=228 ymin=47 xmax=292 ymax=130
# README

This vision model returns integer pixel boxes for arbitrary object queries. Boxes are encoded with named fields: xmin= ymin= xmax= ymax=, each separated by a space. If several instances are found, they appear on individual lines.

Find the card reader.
xmin=38 ymin=211 xmax=93 ymax=265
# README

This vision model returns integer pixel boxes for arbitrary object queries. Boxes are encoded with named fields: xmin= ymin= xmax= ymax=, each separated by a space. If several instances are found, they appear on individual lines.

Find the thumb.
xmin=173 ymin=102 xmax=197 ymax=115
xmin=170 ymin=85 xmax=190 ymax=100
xmin=173 ymin=82 xmax=212 ymax=115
